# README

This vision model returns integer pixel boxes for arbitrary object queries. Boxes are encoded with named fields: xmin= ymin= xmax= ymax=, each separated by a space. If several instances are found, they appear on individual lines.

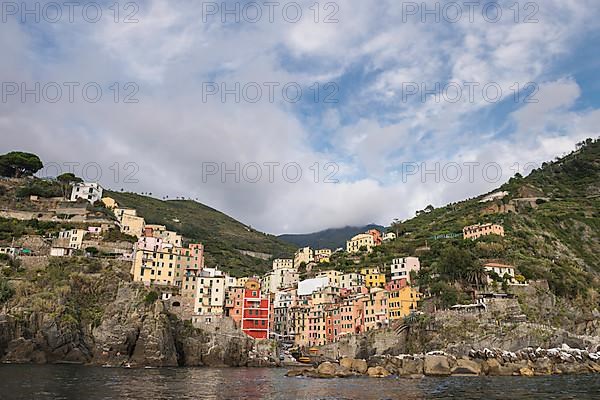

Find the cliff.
xmin=0 ymin=258 xmax=260 ymax=367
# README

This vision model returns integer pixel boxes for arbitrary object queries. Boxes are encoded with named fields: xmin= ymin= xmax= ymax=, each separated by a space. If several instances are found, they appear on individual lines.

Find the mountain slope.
xmin=278 ymin=224 xmax=386 ymax=249
xmin=324 ymin=138 xmax=600 ymax=302
xmin=106 ymin=191 xmax=295 ymax=277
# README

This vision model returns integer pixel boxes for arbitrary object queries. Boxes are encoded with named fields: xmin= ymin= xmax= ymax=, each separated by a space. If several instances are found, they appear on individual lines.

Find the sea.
xmin=0 ymin=365 xmax=599 ymax=399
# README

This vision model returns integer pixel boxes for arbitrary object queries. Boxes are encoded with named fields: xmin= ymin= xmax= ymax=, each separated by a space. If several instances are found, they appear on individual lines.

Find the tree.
xmin=437 ymin=246 xmax=475 ymax=282
xmin=0 ymin=152 xmax=43 ymax=177
xmin=466 ymin=263 xmax=488 ymax=290
xmin=57 ymin=173 xmax=83 ymax=199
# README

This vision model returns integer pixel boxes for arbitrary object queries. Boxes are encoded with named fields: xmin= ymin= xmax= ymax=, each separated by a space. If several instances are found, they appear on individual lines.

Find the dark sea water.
xmin=1 ymin=365 xmax=599 ymax=400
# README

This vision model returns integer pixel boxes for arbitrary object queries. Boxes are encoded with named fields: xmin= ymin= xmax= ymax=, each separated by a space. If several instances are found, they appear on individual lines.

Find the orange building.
xmin=463 ymin=223 xmax=505 ymax=240
xmin=241 ymin=279 xmax=270 ymax=339
xmin=367 ymin=229 xmax=383 ymax=246
xmin=225 ymin=286 xmax=245 ymax=327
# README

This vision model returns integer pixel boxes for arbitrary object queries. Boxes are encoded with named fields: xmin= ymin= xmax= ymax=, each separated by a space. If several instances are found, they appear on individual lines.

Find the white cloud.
xmin=1 ymin=0 xmax=599 ymax=234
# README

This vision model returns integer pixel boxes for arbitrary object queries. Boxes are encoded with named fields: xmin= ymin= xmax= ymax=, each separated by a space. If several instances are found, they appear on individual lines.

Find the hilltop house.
xmin=463 ymin=223 xmax=505 ymax=240
xmin=71 ymin=182 xmax=103 ymax=204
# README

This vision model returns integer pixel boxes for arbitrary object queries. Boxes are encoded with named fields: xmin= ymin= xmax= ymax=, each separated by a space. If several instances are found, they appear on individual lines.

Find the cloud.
xmin=1 ymin=0 xmax=600 ymax=235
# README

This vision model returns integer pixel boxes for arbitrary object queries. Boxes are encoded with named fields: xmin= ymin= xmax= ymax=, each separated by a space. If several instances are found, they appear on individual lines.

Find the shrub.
xmin=144 ymin=291 xmax=159 ymax=305
xmin=0 ymin=278 xmax=14 ymax=303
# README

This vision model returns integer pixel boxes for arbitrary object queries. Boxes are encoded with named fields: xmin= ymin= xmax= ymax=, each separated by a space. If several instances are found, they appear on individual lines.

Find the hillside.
xmin=323 ymin=138 xmax=600 ymax=305
xmin=105 ymin=191 xmax=295 ymax=277
xmin=278 ymin=224 xmax=386 ymax=249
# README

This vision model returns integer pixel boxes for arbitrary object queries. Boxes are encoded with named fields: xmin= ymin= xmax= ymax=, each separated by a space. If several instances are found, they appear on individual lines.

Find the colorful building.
xmin=463 ymin=223 xmax=505 ymax=240
xmin=367 ymin=229 xmax=383 ymax=246
xmin=314 ymin=248 xmax=332 ymax=263
xmin=387 ymin=283 xmax=420 ymax=321
xmin=346 ymin=233 xmax=375 ymax=253
xmin=363 ymin=288 xmax=388 ymax=331
xmin=361 ymin=267 xmax=386 ymax=288
xmin=294 ymin=247 xmax=314 ymax=267
xmin=241 ymin=279 xmax=270 ymax=339
xmin=391 ymin=257 xmax=420 ymax=283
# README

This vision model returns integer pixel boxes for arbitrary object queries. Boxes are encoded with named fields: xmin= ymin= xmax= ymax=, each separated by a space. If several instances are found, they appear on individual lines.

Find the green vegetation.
xmin=56 ymin=173 xmax=83 ymax=198
xmin=144 ymin=291 xmax=159 ymax=304
xmin=0 ymin=217 xmax=65 ymax=241
xmin=324 ymin=138 xmax=600 ymax=303
xmin=0 ymin=278 xmax=14 ymax=303
xmin=103 ymin=228 xmax=137 ymax=243
xmin=15 ymin=179 xmax=63 ymax=198
xmin=0 ymin=152 xmax=43 ymax=178
xmin=106 ymin=191 xmax=296 ymax=277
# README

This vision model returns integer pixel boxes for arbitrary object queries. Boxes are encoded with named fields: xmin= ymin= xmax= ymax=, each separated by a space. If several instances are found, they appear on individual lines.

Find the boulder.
xmin=367 ymin=366 xmax=391 ymax=378
xmin=400 ymin=357 xmax=424 ymax=376
xmin=340 ymin=357 xmax=354 ymax=370
xmin=316 ymin=362 xmax=337 ymax=377
xmin=482 ymin=358 xmax=500 ymax=375
xmin=519 ymin=367 xmax=534 ymax=377
xmin=588 ymin=362 xmax=600 ymax=374
xmin=451 ymin=358 xmax=481 ymax=375
xmin=351 ymin=358 xmax=369 ymax=374
xmin=532 ymin=357 xmax=553 ymax=375
xmin=424 ymin=355 xmax=451 ymax=376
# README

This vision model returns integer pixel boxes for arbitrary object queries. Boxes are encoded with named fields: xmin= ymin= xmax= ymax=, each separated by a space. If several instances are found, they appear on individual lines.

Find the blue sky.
xmin=1 ymin=0 xmax=600 ymax=234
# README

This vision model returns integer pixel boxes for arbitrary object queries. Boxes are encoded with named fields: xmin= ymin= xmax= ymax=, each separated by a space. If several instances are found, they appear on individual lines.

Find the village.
xmin=1 ymin=180 xmax=526 ymax=353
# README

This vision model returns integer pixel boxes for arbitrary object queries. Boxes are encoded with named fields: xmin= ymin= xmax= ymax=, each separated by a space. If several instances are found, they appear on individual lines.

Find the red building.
xmin=241 ymin=279 xmax=270 ymax=339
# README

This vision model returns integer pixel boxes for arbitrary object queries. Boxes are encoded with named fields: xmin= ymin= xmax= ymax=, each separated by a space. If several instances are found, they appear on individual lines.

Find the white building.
xmin=263 ymin=263 xmax=299 ymax=294
xmin=339 ymin=273 xmax=365 ymax=291
xmin=484 ymin=263 xmax=516 ymax=284
xmin=0 ymin=247 xmax=17 ymax=257
xmin=195 ymin=268 xmax=227 ymax=315
xmin=383 ymin=232 xmax=397 ymax=241
xmin=297 ymin=277 xmax=329 ymax=296
xmin=70 ymin=182 xmax=103 ymax=204
xmin=273 ymin=258 xmax=294 ymax=270
xmin=391 ymin=257 xmax=420 ymax=282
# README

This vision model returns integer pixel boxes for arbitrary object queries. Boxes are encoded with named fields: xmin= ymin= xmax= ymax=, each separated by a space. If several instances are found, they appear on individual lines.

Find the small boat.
xmin=298 ymin=356 xmax=312 ymax=364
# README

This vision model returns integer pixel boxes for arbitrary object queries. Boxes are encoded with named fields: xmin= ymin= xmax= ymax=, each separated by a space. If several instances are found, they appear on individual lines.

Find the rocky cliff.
xmin=0 ymin=258 xmax=259 ymax=367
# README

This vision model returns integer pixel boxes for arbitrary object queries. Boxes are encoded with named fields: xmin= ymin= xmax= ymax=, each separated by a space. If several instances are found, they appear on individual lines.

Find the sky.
xmin=1 ymin=0 xmax=600 ymax=234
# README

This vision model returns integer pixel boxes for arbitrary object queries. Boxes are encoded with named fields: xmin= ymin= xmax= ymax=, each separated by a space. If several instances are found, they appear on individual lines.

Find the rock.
xmin=424 ymin=355 xmax=451 ymax=376
xmin=286 ymin=368 xmax=312 ymax=377
xmin=400 ymin=357 xmax=424 ymax=376
xmin=532 ymin=357 xmax=553 ymax=375
xmin=588 ymin=362 xmax=600 ymax=373
xmin=316 ymin=362 xmax=337 ymax=377
xmin=451 ymin=358 xmax=481 ymax=375
xmin=519 ymin=367 xmax=534 ymax=377
xmin=351 ymin=358 xmax=369 ymax=374
xmin=367 ymin=366 xmax=390 ymax=378
xmin=340 ymin=357 xmax=354 ymax=370
xmin=482 ymin=358 xmax=501 ymax=375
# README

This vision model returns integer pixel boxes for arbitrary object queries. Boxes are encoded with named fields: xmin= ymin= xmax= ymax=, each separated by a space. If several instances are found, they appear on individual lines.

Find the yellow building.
xmin=131 ymin=245 xmax=182 ymax=286
xmin=361 ymin=267 xmax=386 ymax=288
xmin=101 ymin=197 xmax=118 ymax=210
xmin=314 ymin=248 xmax=332 ymax=263
xmin=120 ymin=213 xmax=146 ymax=238
xmin=387 ymin=286 xmax=420 ymax=321
xmin=346 ymin=233 xmax=374 ymax=253
xmin=316 ymin=270 xmax=342 ymax=287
